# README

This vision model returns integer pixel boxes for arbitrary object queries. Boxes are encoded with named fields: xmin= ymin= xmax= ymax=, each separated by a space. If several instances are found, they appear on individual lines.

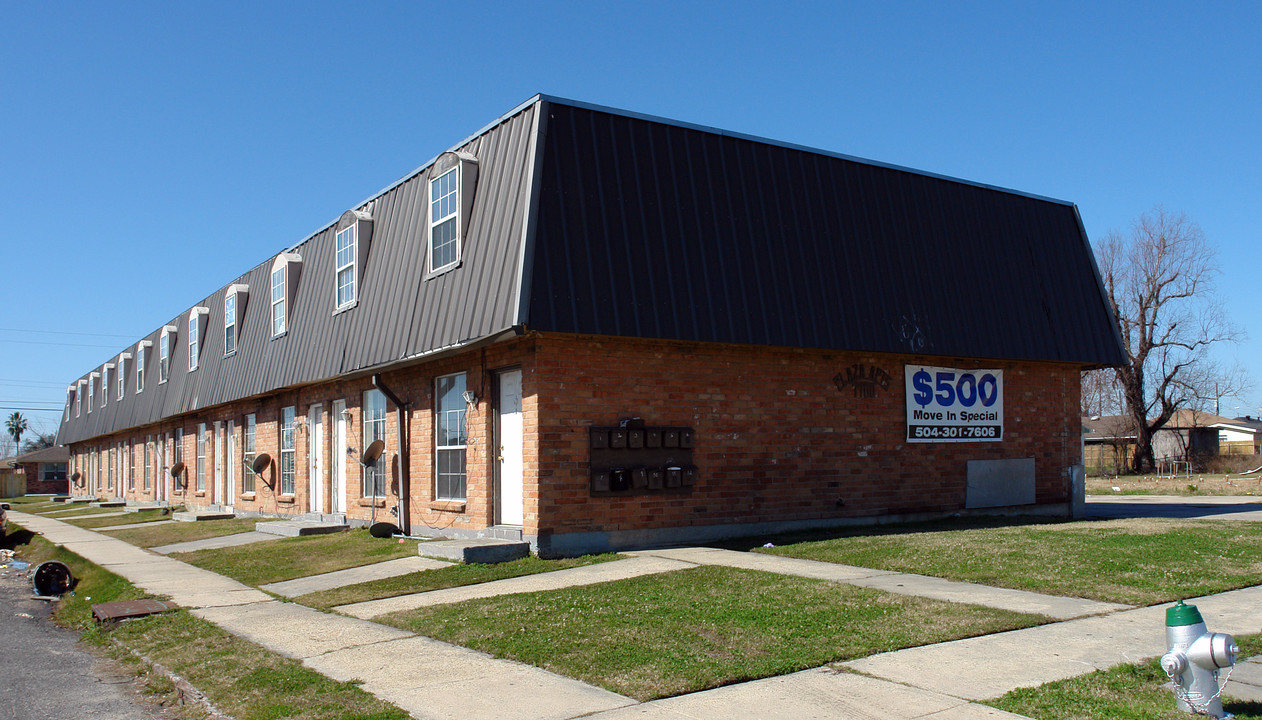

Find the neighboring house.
xmin=3 ymin=445 xmax=70 ymax=495
xmin=1082 ymin=415 xmax=1136 ymax=474
xmin=1152 ymin=409 xmax=1240 ymax=465
xmin=1220 ymin=416 xmax=1262 ymax=456
xmin=56 ymin=95 xmax=1125 ymax=555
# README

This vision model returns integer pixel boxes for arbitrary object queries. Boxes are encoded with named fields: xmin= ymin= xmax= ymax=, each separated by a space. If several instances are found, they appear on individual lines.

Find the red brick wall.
xmin=67 ymin=332 xmax=1083 ymax=550
xmin=530 ymin=334 xmax=1081 ymax=541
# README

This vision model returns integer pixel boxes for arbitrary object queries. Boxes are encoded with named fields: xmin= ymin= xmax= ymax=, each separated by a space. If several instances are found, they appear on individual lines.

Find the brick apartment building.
xmin=56 ymin=96 xmax=1125 ymax=555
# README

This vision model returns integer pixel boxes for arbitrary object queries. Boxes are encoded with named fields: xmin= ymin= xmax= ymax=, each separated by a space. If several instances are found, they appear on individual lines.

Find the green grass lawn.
xmin=4 ymin=520 xmax=410 ymax=720
xmin=377 ymin=565 xmax=1048 ymax=701
xmin=172 ymin=529 xmax=422 ymax=586
xmin=103 ymin=517 xmax=264 ymax=548
xmin=298 ymin=553 xmax=621 ymax=610
xmin=752 ymin=517 xmax=1262 ymax=606
xmin=990 ymin=634 xmax=1262 ymax=720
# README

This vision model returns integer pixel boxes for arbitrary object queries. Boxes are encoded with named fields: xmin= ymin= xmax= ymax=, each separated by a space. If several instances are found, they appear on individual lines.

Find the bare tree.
xmin=1081 ymin=368 xmax=1124 ymax=417
xmin=1097 ymin=207 xmax=1244 ymax=472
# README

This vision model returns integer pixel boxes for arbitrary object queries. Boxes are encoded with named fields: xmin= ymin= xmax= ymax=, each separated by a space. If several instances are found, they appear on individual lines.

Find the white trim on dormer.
xmin=189 ymin=306 xmax=209 ymax=371
xmin=270 ymin=253 xmax=302 ymax=338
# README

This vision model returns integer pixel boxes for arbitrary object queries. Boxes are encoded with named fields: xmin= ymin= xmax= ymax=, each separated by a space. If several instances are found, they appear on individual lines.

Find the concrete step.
xmin=50 ymin=495 xmax=73 ymax=503
xmin=90 ymin=500 xmax=126 ymax=508
xmin=172 ymin=511 xmax=236 ymax=522
xmin=419 ymin=538 xmax=530 ymax=564
xmin=486 ymin=525 xmax=523 ymax=541
xmin=125 ymin=502 xmax=171 ymax=513
xmin=300 ymin=512 xmax=348 ymax=525
xmin=255 ymin=519 xmax=347 ymax=537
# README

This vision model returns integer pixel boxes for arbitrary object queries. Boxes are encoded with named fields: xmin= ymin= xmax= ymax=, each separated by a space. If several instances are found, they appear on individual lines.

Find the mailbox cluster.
xmin=589 ymin=424 xmax=697 ymax=495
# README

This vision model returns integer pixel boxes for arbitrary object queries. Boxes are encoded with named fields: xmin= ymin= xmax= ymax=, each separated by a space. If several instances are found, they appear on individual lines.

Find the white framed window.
xmin=188 ymin=307 xmax=208 ymax=371
xmin=65 ymin=386 xmax=74 ymax=421
xmin=128 ymin=440 xmax=136 ymax=491
xmin=242 ymin=413 xmax=256 ymax=494
xmin=435 ymin=373 xmax=468 ymax=501
xmin=363 ymin=390 xmax=387 ymax=498
xmin=117 ymin=354 xmax=128 ymax=400
xmin=88 ymin=373 xmax=97 ymax=412
xmin=75 ymin=381 xmax=84 ymax=417
xmin=336 ymin=225 xmax=357 ymax=309
xmin=271 ymin=264 xmax=287 ymax=336
xmin=174 ymin=427 xmax=183 ymax=466
xmin=280 ymin=406 xmax=295 ymax=495
xmin=137 ymin=340 xmax=150 ymax=393
xmin=101 ymin=364 xmax=111 ymax=406
xmin=159 ymin=326 xmax=176 ymax=384
xmin=429 ymin=167 xmax=460 ymax=273
xmin=196 ymin=423 xmax=207 ymax=492
xmin=224 ymin=293 xmax=237 ymax=356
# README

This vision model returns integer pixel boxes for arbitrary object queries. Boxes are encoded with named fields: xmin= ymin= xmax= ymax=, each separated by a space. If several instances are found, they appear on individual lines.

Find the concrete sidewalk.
xmin=14 ymin=508 xmax=1262 ymax=720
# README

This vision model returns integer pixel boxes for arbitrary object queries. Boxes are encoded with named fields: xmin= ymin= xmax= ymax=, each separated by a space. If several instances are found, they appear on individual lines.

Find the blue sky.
xmin=2 ymin=1 xmax=1259 ymax=440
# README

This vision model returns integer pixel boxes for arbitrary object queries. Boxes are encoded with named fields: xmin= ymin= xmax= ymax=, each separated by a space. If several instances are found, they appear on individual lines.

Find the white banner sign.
xmin=905 ymin=365 xmax=1004 ymax=442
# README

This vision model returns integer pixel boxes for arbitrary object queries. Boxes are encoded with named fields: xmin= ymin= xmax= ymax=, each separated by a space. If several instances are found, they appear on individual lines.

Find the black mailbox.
xmin=631 ymin=467 xmax=648 ymax=488
xmin=610 ymin=468 xmax=630 ymax=491
xmin=590 ymin=429 xmax=609 ymax=449
xmin=592 ymin=470 xmax=611 ymax=493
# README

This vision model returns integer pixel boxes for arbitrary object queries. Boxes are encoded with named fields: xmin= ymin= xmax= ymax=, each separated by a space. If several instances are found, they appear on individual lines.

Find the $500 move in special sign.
xmin=905 ymin=365 xmax=1003 ymax=442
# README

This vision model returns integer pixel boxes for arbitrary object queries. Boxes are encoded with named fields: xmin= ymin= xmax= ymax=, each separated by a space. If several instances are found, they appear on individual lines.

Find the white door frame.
xmin=309 ymin=404 xmax=324 ymax=514
xmin=496 ymin=368 xmax=525 ymax=526
xmin=225 ymin=419 xmax=236 ymax=510
xmin=331 ymin=399 xmax=347 ymax=514
xmin=213 ymin=421 xmax=223 ymax=507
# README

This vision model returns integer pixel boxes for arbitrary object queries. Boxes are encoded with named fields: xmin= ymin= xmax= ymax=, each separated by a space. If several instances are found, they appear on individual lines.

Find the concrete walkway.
xmin=92 ymin=519 xmax=178 ymax=532
xmin=337 ymin=554 xmax=696 ymax=619
xmin=262 ymin=556 xmax=453 ymax=598
xmin=14 ymin=506 xmax=1262 ymax=720
xmin=152 ymin=530 xmax=279 ymax=555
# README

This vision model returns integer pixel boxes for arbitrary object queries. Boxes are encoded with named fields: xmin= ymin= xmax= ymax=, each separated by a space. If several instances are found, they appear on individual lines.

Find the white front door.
xmin=332 ymin=399 xmax=347 ymax=514
xmin=213 ymin=421 xmax=223 ymax=507
xmin=497 ymin=369 xmax=524 ymax=526
xmin=309 ymin=404 xmax=324 ymax=514
xmin=225 ymin=420 xmax=236 ymax=509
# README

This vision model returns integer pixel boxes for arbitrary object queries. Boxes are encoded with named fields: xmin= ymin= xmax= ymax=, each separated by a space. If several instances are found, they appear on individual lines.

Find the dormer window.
xmin=333 ymin=208 xmax=373 ymax=312
xmin=136 ymin=340 xmax=151 ymax=392
xmin=88 ymin=372 xmax=98 ymax=412
xmin=189 ymin=307 xmax=209 ymax=371
xmin=75 ymin=380 xmax=85 ymax=417
xmin=117 ymin=353 xmax=130 ymax=400
xmin=224 ymin=284 xmax=247 ymax=356
xmin=270 ymin=253 xmax=301 ymax=338
xmin=427 ymin=152 xmax=477 ymax=276
xmin=101 ymin=363 xmax=112 ymax=406
xmin=66 ymin=386 xmax=74 ymax=421
xmin=336 ymin=225 xmax=356 ymax=308
xmin=159 ymin=325 xmax=176 ymax=383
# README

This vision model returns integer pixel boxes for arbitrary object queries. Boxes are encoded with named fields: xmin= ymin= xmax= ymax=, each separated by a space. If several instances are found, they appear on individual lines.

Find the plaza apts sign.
xmin=905 ymin=365 xmax=1003 ymax=442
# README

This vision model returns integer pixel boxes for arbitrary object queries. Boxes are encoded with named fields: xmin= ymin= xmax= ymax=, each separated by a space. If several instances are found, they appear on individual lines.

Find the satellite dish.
xmin=369 ymin=521 xmax=399 ymax=538
xmin=251 ymin=453 xmax=271 ymax=475
xmin=360 ymin=439 xmax=385 ymax=467
xmin=169 ymin=461 xmax=185 ymax=478
xmin=71 ymin=471 xmax=81 ymax=482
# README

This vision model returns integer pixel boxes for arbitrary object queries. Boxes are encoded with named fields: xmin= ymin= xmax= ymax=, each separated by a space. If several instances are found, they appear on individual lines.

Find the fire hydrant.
xmin=1160 ymin=600 xmax=1238 ymax=718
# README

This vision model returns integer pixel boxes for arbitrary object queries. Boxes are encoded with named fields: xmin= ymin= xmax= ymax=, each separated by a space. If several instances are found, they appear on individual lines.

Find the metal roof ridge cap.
xmin=538 ymin=94 xmax=1073 ymax=207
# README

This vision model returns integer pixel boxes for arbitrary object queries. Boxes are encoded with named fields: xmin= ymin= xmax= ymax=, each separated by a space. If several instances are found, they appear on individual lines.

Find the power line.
xmin=0 ymin=327 xmax=138 ymax=339
xmin=0 ymin=339 xmax=128 ymax=349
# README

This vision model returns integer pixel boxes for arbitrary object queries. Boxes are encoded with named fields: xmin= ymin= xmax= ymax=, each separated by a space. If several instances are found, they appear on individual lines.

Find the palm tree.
xmin=6 ymin=412 xmax=28 ymax=456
